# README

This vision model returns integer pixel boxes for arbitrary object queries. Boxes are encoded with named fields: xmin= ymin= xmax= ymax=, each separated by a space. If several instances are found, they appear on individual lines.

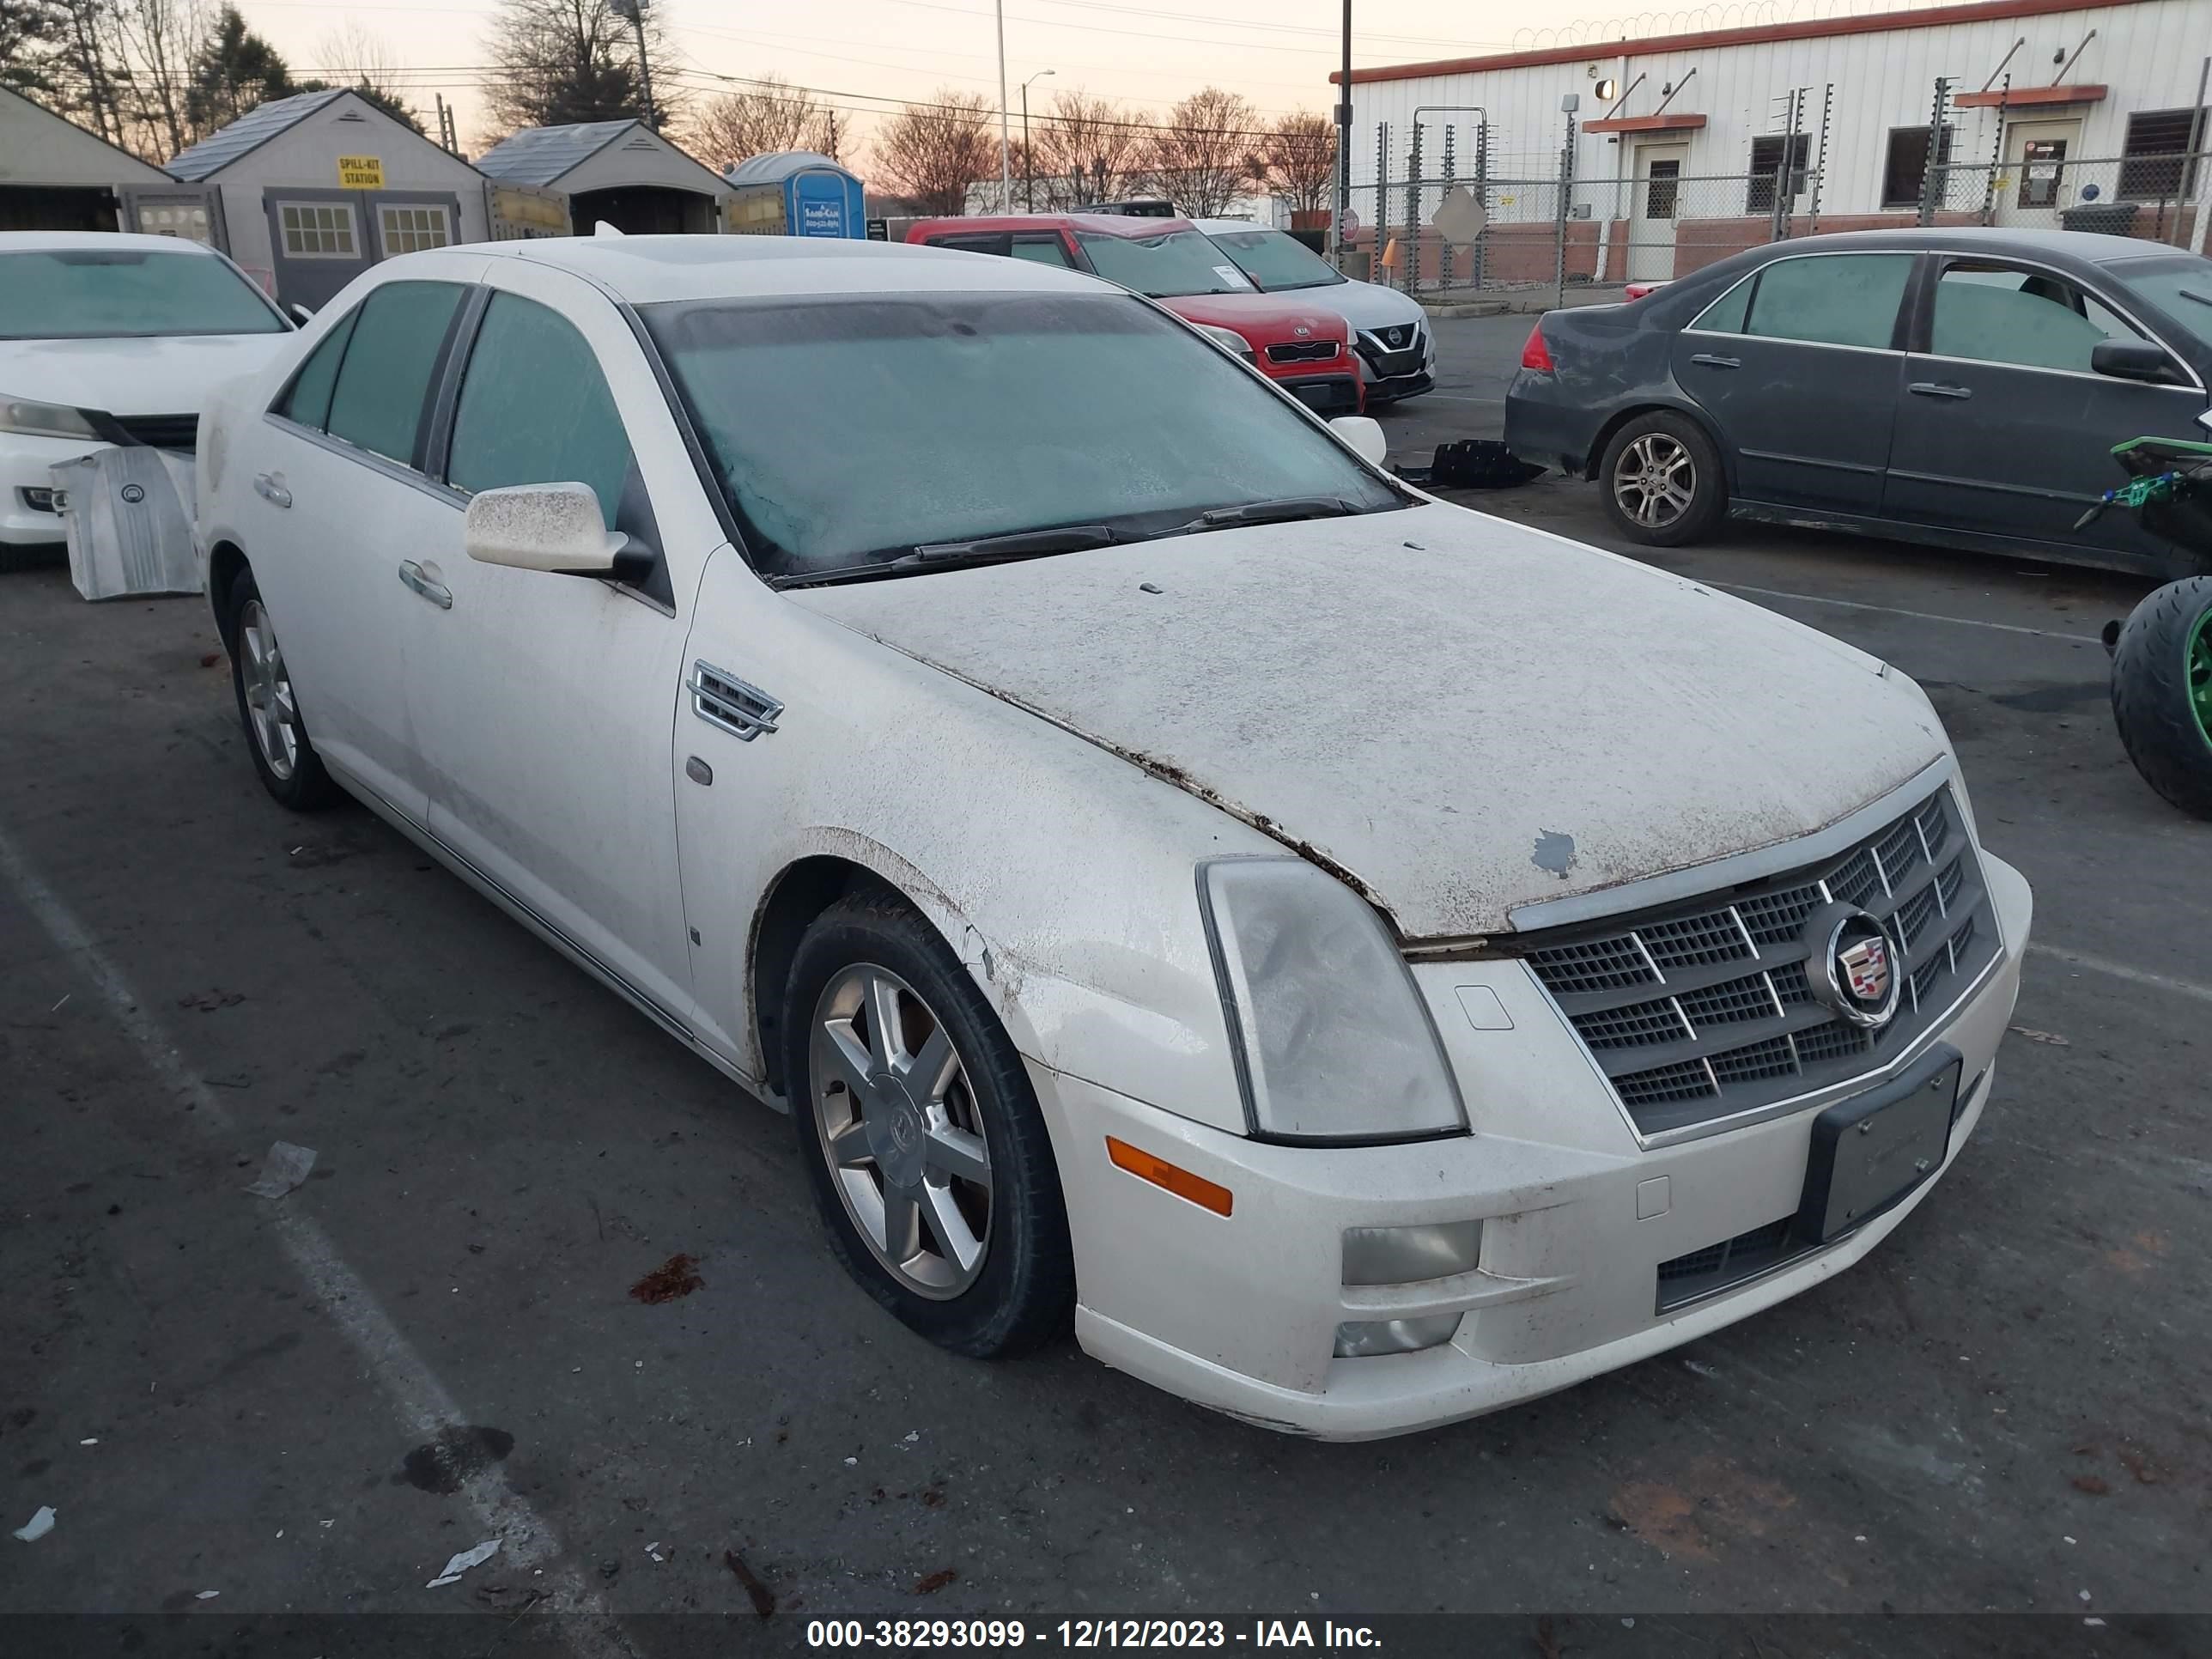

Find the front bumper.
xmin=1354 ymin=332 xmax=1437 ymax=402
xmin=1267 ymin=368 xmax=1361 ymax=415
xmin=1 ymin=433 xmax=103 ymax=545
xmin=1043 ymin=851 xmax=2031 ymax=1439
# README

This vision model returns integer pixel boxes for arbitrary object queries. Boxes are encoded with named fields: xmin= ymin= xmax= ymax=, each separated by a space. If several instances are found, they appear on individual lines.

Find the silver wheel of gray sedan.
xmin=810 ymin=963 xmax=994 ymax=1300
xmin=1612 ymin=432 xmax=1696 ymax=531
xmin=238 ymin=599 xmax=300 ymax=781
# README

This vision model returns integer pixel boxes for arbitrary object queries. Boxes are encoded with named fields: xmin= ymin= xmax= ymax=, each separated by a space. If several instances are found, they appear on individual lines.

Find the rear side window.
xmin=324 ymin=280 xmax=465 ymax=467
xmin=446 ymin=292 xmax=635 ymax=530
xmin=1012 ymin=237 xmax=1073 ymax=268
xmin=274 ymin=309 xmax=358 ymax=429
xmin=1742 ymin=253 xmax=1911 ymax=349
xmin=1689 ymin=273 xmax=1753 ymax=334
xmin=927 ymin=234 xmax=1012 ymax=257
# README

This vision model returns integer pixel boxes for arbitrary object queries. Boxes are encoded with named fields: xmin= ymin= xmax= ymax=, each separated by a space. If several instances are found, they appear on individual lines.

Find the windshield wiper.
xmin=2170 ymin=285 xmax=2212 ymax=310
xmin=1154 ymin=495 xmax=1360 ymax=537
xmin=769 ymin=524 xmax=1118 ymax=588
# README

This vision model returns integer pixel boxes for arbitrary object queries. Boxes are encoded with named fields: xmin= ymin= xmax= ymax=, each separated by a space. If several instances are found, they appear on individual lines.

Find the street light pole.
xmin=1022 ymin=70 xmax=1055 ymax=211
xmin=1334 ymin=0 xmax=1352 ymax=265
xmin=995 ymin=1 xmax=1013 ymax=211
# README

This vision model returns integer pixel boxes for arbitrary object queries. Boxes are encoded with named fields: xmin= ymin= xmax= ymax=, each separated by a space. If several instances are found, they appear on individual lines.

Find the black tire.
xmin=225 ymin=568 xmax=340 ymax=812
xmin=2110 ymin=574 xmax=2212 ymax=820
xmin=782 ymin=890 xmax=1074 ymax=1357
xmin=1598 ymin=410 xmax=1728 ymax=547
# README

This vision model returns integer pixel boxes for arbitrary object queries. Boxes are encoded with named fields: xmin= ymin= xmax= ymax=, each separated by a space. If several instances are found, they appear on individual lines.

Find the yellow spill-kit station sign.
xmin=337 ymin=155 xmax=385 ymax=189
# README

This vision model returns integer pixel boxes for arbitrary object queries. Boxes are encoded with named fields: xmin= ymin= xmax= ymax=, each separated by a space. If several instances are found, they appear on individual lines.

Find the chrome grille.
xmin=1519 ymin=785 xmax=1999 ymax=1138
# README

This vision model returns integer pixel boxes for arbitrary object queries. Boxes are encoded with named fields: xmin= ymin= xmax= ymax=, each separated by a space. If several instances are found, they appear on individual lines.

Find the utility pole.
xmin=612 ymin=0 xmax=658 ymax=131
xmin=1022 ymin=70 xmax=1055 ymax=210
xmin=1333 ymin=0 xmax=1352 ymax=266
xmin=995 ymin=1 xmax=1013 ymax=211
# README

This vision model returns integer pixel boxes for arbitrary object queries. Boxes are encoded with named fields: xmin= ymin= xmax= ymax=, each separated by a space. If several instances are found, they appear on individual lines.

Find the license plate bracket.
xmin=1796 ymin=1046 xmax=1960 ymax=1244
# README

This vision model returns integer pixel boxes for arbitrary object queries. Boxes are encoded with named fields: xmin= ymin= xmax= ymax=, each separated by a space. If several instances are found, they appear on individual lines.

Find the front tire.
xmin=226 ymin=568 xmax=339 ymax=811
xmin=1599 ymin=410 xmax=1727 ymax=546
xmin=782 ymin=890 xmax=1074 ymax=1357
xmin=2111 ymin=574 xmax=2212 ymax=820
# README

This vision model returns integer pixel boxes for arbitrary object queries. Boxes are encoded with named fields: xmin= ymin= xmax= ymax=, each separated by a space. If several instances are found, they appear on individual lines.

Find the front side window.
xmin=1011 ymin=237 xmax=1073 ymax=268
xmin=1073 ymin=228 xmax=1253 ymax=297
xmin=1929 ymin=262 xmax=2138 ymax=373
xmin=379 ymin=204 xmax=452 ymax=256
xmin=1204 ymin=227 xmax=1346 ymax=292
xmin=0 ymin=247 xmax=284 ymax=341
xmin=1742 ymin=253 xmax=1911 ymax=349
xmin=323 ymin=280 xmax=465 ymax=467
xmin=643 ymin=292 xmax=1402 ymax=581
xmin=447 ymin=293 xmax=635 ymax=529
xmin=279 ymin=202 xmax=358 ymax=258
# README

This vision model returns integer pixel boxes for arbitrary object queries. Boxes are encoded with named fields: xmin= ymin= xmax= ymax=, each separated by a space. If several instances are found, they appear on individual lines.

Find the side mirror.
xmin=288 ymin=302 xmax=313 ymax=325
xmin=464 ymin=483 xmax=644 ymax=579
xmin=2091 ymin=339 xmax=2177 ymax=384
xmin=1330 ymin=414 xmax=1389 ymax=467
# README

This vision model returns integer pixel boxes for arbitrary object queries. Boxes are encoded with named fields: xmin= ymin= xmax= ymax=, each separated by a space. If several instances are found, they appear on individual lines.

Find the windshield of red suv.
xmin=1073 ymin=229 xmax=1255 ymax=298
xmin=1203 ymin=227 xmax=1346 ymax=293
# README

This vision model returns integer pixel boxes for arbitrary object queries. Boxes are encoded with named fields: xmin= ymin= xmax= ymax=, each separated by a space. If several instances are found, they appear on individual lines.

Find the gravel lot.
xmin=2 ymin=313 xmax=2206 ymax=1651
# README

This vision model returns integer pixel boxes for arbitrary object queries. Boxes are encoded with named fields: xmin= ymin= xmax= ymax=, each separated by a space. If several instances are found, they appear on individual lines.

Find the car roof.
xmin=0 ymin=231 xmax=227 ymax=256
xmin=910 ymin=212 xmax=1200 ymax=239
xmin=464 ymin=233 xmax=1125 ymax=303
xmin=1747 ymin=225 xmax=2193 ymax=267
xmin=1188 ymin=218 xmax=1286 ymax=234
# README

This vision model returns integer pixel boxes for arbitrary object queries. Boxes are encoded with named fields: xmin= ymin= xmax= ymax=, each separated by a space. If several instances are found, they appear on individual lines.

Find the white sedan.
xmin=196 ymin=234 xmax=2031 ymax=1438
xmin=1 ymin=231 xmax=291 ymax=552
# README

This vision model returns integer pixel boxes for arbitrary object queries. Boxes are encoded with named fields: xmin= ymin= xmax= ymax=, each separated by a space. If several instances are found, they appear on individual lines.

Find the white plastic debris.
xmin=645 ymin=1541 xmax=665 ymax=1564
xmin=245 ymin=1141 xmax=317 ymax=1199
xmin=843 ymin=1456 xmax=857 ymax=1467
xmin=902 ymin=1431 xmax=920 ymax=1445
xmin=195 ymin=1590 xmax=219 ymax=1601
xmin=427 ymin=1538 xmax=501 ymax=1589
xmin=79 ymin=1438 xmax=97 ymax=1447
xmin=13 ymin=1506 xmax=56 ymax=1542
xmin=2079 ymin=1590 xmax=2094 ymax=1604
xmin=2086 ymin=1619 xmax=2106 ymax=1628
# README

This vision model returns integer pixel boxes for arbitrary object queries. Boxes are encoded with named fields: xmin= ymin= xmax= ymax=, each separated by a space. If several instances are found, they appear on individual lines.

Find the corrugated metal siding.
xmin=473 ymin=121 xmax=635 ymax=186
xmin=166 ymin=88 xmax=347 ymax=180
xmin=1347 ymin=0 xmax=2208 ymax=213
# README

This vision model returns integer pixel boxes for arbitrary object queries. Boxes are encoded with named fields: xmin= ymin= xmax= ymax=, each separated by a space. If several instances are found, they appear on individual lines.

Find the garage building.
xmin=0 ymin=86 xmax=184 ymax=235
xmin=474 ymin=120 xmax=731 ymax=235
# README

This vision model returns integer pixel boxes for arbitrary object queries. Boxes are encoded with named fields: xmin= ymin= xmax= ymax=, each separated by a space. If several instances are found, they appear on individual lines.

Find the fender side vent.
xmin=689 ymin=660 xmax=781 ymax=741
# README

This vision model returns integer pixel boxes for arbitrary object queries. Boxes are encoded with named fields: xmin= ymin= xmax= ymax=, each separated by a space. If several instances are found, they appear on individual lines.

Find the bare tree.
xmin=479 ymin=0 xmax=667 ymax=143
xmin=1139 ymin=87 xmax=1256 ymax=217
xmin=870 ymin=89 xmax=994 ymax=216
xmin=111 ymin=0 xmax=202 ymax=159
xmin=1255 ymin=111 xmax=1335 ymax=216
xmin=686 ymin=73 xmax=834 ymax=172
xmin=313 ymin=21 xmax=420 ymax=131
xmin=1031 ymin=88 xmax=1146 ymax=208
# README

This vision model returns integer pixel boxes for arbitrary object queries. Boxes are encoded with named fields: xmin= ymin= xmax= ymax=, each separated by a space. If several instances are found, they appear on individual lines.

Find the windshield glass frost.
xmin=0 ymin=249 xmax=284 ymax=340
xmin=644 ymin=293 xmax=1398 ymax=579
xmin=2105 ymin=252 xmax=2212 ymax=346
xmin=1073 ymin=229 xmax=1253 ymax=297
xmin=1204 ymin=228 xmax=1346 ymax=292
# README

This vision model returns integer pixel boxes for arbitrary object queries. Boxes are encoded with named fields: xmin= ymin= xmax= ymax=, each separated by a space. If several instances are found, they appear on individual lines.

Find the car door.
xmin=1881 ymin=254 xmax=2209 ymax=562
xmin=1670 ymin=250 xmax=1915 ymax=515
xmin=241 ymin=271 xmax=480 ymax=823
xmin=399 ymin=260 xmax=723 ymax=1033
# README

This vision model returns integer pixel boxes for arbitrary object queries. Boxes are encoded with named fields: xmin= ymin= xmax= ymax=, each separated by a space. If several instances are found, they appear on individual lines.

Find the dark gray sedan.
xmin=1504 ymin=228 xmax=2212 ymax=572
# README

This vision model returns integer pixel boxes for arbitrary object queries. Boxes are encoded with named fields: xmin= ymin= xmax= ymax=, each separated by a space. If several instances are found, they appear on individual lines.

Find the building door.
xmin=1996 ymin=119 xmax=2084 ymax=225
xmin=265 ymin=188 xmax=374 ymax=313
xmin=121 ymin=186 xmax=228 ymax=252
xmin=1627 ymin=143 xmax=1688 ymax=283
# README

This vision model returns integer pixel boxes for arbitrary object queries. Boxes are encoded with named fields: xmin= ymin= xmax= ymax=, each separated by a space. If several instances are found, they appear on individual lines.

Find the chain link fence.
xmin=1926 ymin=152 xmax=2204 ymax=246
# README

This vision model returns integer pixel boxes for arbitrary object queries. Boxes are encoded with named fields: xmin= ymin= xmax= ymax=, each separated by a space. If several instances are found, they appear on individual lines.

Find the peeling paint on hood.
xmin=790 ymin=503 xmax=1950 ymax=940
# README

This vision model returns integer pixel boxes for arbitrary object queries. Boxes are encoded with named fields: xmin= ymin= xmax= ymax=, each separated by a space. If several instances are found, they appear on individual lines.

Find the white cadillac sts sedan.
xmin=196 ymin=235 xmax=2032 ymax=1438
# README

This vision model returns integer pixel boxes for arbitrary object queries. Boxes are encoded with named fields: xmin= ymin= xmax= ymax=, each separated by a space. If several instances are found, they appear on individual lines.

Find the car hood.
xmin=1299 ymin=277 xmax=1425 ymax=335
xmin=1158 ymin=292 xmax=1350 ymax=345
xmin=0 ymin=332 xmax=291 ymax=417
xmin=790 ymin=502 xmax=1950 ymax=941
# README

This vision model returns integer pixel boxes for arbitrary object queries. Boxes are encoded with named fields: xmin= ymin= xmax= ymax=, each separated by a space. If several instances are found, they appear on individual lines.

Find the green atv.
xmin=2087 ymin=436 xmax=2212 ymax=820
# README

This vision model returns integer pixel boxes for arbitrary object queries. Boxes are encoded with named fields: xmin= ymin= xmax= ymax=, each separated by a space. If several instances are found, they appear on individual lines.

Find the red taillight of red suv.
xmin=1520 ymin=323 xmax=1555 ymax=372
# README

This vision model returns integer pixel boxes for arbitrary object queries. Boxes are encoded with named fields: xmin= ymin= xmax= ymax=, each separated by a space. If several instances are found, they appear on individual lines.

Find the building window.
xmin=1747 ymin=134 xmax=1810 ymax=215
xmin=278 ymin=202 xmax=358 ymax=258
xmin=378 ymin=204 xmax=452 ymax=255
xmin=138 ymin=202 xmax=216 ymax=246
xmin=1881 ymin=125 xmax=1955 ymax=208
xmin=2118 ymin=108 xmax=2204 ymax=202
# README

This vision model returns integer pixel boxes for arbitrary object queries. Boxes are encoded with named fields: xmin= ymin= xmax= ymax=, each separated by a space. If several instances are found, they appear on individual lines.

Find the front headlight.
xmin=1198 ymin=858 xmax=1467 ymax=1143
xmin=1 ymin=396 xmax=100 ymax=441
xmin=1194 ymin=322 xmax=1255 ymax=358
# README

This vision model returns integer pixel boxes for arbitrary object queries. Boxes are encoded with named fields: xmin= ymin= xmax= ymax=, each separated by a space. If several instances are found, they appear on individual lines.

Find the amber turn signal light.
xmin=1105 ymin=1136 xmax=1233 ymax=1217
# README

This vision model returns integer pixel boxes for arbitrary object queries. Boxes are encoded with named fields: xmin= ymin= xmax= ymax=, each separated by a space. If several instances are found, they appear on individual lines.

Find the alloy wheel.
xmin=238 ymin=599 xmax=300 ymax=781
xmin=1613 ymin=432 xmax=1696 ymax=530
xmin=810 ymin=963 xmax=993 ymax=1300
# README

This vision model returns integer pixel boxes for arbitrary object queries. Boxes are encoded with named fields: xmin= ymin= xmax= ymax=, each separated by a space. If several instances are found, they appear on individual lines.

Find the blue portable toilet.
xmin=723 ymin=150 xmax=866 ymax=239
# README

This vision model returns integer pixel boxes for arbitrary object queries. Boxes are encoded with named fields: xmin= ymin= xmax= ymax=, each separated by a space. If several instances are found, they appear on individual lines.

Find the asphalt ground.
xmin=1 ymin=313 xmax=2206 ymax=1656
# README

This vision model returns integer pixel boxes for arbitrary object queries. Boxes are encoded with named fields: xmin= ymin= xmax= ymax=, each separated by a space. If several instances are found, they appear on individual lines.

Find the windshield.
xmin=643 ymin=293 xmax=1401 ymax=581
xmin=1073 ymin=228 xmax=1255 ymax=298
xmin=0 ymin=248 xmax=285 ymax=341
xmin=2104 ymin=252 xmax=2212 ymax=344
xmin=1205 ymin=227 xmax=1346 ymax=292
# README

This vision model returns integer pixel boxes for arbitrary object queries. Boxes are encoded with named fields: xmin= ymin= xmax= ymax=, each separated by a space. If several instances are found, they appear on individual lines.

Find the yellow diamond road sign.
xmin=338 ymin=156 xmax=385 ymax=189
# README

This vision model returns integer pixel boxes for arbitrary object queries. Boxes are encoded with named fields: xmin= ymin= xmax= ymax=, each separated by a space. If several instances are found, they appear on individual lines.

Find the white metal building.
xmin=1340 ymin=0 xmax=2211 ymax=281
xmin=474 ymin=120 xmax=731 ymax=236
xmin=0 ymin=86 xmax=179 ymax=234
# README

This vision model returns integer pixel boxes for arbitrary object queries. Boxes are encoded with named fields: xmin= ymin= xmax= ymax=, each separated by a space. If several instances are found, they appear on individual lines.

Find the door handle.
xmin=252 ymin=471 xmax=291 ymax=507
xmin=1688 ymin=352 xmax=1741 ymax=369
xmin=1908 ymin=382 xmax=1973 ymax=400
xmin=398 ymin=560 xmax=453 ymax=610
